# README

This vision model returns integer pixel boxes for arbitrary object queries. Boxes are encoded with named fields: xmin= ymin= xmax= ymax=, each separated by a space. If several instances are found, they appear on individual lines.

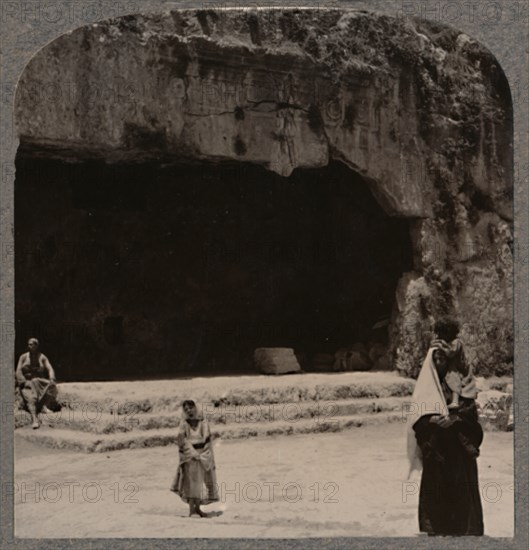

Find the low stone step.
xmin=14 ymin=396 xmax=409 ymax=434
xmin=15 ymin=411 xmax=406 ymax=453
xmin=57 ymin=372 xmax=415 ymax=414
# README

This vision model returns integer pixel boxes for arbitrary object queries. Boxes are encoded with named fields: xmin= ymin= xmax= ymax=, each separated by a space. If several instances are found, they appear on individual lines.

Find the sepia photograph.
xmin=1 ymin=0 xmax=525 ymax=544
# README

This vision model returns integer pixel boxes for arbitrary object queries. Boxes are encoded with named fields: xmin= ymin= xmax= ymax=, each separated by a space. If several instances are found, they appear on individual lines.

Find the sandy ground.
xmin=14 ymin=424 xmax=513 ymax=538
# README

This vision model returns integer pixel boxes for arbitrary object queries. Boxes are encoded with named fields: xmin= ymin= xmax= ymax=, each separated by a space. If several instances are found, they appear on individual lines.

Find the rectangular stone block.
xmin=254 ymin=348 xmax=302 ymax=375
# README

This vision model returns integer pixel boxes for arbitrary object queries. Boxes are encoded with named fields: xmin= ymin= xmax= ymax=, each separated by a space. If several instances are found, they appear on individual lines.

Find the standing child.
xmin=170 ymin=399 xmax=219 ymax=517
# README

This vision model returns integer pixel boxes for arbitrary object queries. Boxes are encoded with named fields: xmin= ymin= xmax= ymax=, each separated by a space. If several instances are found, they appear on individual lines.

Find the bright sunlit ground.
xmin=14 ymin=423 xmax=513 ymax=538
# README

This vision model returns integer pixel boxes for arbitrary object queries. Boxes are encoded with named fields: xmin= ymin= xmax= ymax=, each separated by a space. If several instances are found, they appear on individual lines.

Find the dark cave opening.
xmin=15 ymin=157 xmax=413 ymax=381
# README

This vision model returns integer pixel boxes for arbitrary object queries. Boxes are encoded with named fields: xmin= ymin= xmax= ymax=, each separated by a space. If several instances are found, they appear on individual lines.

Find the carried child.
xmin=432 ymin=318 xmax=477 ymax=410
xmin=430 ymin=318 xmax=480 ymax=458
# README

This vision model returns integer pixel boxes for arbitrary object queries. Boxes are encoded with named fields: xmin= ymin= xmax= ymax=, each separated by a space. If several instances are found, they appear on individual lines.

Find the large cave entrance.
xmin=15 ymin=157 xmax=413 ymax=381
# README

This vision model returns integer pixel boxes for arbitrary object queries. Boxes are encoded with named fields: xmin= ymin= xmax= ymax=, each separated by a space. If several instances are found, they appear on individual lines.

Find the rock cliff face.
xmin=15 ymin=9 xmax=513 ymax=377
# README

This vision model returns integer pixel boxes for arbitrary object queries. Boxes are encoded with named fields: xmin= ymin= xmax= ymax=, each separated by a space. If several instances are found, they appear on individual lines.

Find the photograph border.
xmin=1 ymin=0 xmax=527 ymax=547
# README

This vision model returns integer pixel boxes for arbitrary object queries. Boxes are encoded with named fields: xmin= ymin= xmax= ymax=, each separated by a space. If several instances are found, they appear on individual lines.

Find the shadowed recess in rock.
xmin=15 ymin=158 xmax=413 ymax=380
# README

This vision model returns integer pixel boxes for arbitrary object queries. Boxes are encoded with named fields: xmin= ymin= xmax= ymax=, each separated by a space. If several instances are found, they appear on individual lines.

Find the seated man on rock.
xmin=15 ymin=338 xmax=61 ymax=429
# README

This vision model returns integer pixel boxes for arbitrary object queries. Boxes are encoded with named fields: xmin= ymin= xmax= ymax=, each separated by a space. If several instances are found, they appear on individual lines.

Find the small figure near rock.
xmin=15 ymin=338 xmax=61 ymax=429
xmin=333 ymin=343 xmax=371 ymax=371
xmin=170 ymin=399 xmax=219 ymax=517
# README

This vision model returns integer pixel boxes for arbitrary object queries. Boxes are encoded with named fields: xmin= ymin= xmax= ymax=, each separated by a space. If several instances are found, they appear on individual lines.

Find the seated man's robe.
xmin=15 ymin=352 xmax=60 ymax=415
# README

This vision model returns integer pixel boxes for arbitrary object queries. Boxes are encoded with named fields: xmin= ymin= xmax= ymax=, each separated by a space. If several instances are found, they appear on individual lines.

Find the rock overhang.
xmin=15 ymin=8 xmax=512 ymax=220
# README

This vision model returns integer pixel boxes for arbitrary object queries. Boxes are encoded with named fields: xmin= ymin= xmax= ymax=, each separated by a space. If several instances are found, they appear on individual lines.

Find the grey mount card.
xmin=1 ymin=1 xmax=527 ymax=548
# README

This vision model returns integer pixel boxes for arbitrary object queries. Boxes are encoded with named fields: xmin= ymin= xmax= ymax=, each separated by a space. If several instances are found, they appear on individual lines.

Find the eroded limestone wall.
xmin=15 ymin=9 xmax=513 ymax=377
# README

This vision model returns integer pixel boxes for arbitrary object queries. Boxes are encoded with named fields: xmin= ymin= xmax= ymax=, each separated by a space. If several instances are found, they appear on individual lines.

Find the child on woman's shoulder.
xmin=432 ymin=317 xmax=477 ymax=410
xmin=431 ymin=346 xmax=480 ymax=459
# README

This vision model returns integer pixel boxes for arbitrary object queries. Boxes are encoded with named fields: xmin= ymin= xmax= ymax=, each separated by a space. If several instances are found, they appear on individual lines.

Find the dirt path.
xmin=14 ymin=424 xmax=513 ymax=538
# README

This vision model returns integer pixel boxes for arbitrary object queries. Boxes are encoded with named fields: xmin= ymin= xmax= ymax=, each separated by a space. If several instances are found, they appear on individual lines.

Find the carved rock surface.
xmin=15 ymin=9 xmax=513 ymax=377
xmin=476 ymin=389 xmax=513 ymax=431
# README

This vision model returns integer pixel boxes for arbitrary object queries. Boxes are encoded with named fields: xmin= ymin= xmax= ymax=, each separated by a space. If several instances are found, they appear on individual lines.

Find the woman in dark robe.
xmin=407 ymin=346 xmax=484 ymax=536
xmin=170 ymin=399 xmax=219 ymax=517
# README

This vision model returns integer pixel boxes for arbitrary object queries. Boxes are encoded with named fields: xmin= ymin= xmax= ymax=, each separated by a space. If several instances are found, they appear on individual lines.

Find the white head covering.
xmin=405 ymin=347 xmax=449 ymax=478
